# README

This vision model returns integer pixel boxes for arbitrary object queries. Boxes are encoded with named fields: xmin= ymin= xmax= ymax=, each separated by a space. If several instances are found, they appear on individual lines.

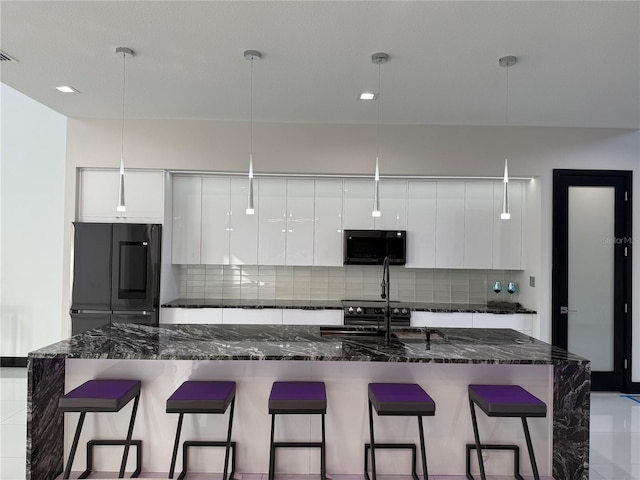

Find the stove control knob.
xmin=392 ymin=308 xmax=400 ymax=315
xmin=356 ymin=307 xmax=363 ymax=314
xmin=401 ymin=308 xmax=408 ymax=315
xmin=374 ymin=308 xmax=383 ymax=315
xmin=347 ymin=307 xmax=354 ymax=314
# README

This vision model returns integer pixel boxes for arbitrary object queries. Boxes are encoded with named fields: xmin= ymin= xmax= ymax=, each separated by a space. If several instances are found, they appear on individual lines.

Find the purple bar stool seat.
xmin=268 ymin=381 xmax=327 ymax=480
xmin=58 ymin=379 xmax=142 ymax=479
xmin=166 ymin=381 xmax=237 ymax=480
xmin=366 ymin=383 xmax=436 ymax=480
xmin=467 ymin=384 xmax=547 ymax=480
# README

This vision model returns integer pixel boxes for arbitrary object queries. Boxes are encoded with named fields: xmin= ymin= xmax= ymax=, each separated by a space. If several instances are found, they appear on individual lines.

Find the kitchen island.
xmin=27 ymin=324 xmax=589 ymax=479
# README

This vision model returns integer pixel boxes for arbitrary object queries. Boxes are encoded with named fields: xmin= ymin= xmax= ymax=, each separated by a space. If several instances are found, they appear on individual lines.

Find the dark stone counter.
xmin=161 ymin=298 xmax=537 ymax=314
xmin=27 ymin=324 xmax=587 ymax=479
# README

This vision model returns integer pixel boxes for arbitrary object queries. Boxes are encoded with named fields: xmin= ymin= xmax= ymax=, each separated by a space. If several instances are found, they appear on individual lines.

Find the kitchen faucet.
xmin=380 ymin=256 xmax=391 ymax=344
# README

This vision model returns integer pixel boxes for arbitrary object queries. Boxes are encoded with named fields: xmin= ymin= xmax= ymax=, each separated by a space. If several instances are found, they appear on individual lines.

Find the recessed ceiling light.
xmin=56 ymin=86 xmax=79 ymax=93
xmin=359 ymin=92 xmax=376 ymax=100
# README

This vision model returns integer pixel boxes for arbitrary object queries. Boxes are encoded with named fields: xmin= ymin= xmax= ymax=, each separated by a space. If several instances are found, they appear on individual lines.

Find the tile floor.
xmin=1 ymin=367 xmax=637 ymax=479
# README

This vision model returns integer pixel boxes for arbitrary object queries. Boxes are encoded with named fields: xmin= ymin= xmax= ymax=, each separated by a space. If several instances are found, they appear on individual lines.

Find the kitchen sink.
xmin=319 ymin=327 xmax=385 ymax=337
xmin=319 ymin=327 xmax=445 ymax=342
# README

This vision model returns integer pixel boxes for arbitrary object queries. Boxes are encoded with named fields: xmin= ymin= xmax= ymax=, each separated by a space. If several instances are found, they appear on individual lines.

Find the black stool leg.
xmin=469 ymin=398 xmax=487 ymax=480
xmin=223 ymin=397 xmax=236 ymax=480
xmin=63 ymin=411 xmax=86 ymax=479
xmin=321 ymin=413 xmax=327 ymax=480
xmin=521 ymin=417 xmax=540 ymax=480
xmin=168 ymin=413 xmax=184 ymax=478
xmin=368 ymin=399 xmax=377 ymax=480
xmin=268 ymin=413 xmax=276 ymax=480
xmin=119 ymin=393 xmax=140 ymax=478
xmin=417 ymin=416 xmax=429 ymax=480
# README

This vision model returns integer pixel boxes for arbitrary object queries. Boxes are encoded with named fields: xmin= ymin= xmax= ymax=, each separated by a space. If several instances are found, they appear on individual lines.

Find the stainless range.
xmin=341 ymin=300 xmax=411 ymax=327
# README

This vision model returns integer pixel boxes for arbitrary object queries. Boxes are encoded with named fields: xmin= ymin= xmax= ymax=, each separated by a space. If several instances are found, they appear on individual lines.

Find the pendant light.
xmin=244 ymin=49 xmax=262 ymax=215
xmin=371 ymin=52 xmax=389 ymax=218
xmin=499 ymin=55 xmax=516 ymax=220
xmin=115 ymin=47 xmax=134 ymax=213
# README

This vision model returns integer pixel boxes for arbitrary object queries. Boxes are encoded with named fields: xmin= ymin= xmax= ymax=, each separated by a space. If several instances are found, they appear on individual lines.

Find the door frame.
xmin=552 ymin=169 xmax=633 ymax=392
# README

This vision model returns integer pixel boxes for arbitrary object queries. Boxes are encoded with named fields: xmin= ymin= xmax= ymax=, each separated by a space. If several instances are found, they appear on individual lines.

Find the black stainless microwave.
xmin=343 ymin=230 xmax=407 ymax=265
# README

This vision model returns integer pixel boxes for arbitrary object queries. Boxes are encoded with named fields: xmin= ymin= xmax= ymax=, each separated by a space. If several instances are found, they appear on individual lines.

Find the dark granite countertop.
xmin=161 ymin=298 xmax=344 ymax=310
xmin=161 ymin=298 xmax=536 ymax=314
xmin=29 ymin=323 xmax=583 ymax=365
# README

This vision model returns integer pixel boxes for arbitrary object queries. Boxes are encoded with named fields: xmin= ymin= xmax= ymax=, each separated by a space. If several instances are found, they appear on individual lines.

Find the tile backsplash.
xmin=177 ymin=265 xmax=521 ymax=304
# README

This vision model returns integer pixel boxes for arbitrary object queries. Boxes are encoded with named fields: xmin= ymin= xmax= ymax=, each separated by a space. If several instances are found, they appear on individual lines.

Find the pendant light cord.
xmin=376 ymin=61 xmax=381 ymax=159
xmin=121 ymin=50 xmax=127 ymax=162
xmin=505 ymin=63 xmax=509 ymax=128
xmin=250 ymin=58 xmax=254 ymax=160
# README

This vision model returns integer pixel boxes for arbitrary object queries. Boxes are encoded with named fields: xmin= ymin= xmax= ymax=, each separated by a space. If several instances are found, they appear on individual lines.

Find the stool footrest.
xmin=177 ymin=441 xmax=236 ymax=480
xmin=273 ymin=441 xmax=323 ymax=448
xmin=465 ymin=443 xmax=523 ymax=480
xmin=364 ymin=443 xmax=419 ymax=480
xmin=79 ymin=439 xmax=142 ymax=479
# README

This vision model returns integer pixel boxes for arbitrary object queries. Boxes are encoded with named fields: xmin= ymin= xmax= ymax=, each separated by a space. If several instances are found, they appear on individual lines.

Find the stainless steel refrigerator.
xmin=70 ymin=223 xmax=161 ymax=335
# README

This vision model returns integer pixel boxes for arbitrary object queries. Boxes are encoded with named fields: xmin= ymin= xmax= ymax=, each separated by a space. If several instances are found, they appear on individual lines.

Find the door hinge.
xmin=625 ymin=247 xmax=628 ymax=257
xmin=625 ymin=191 xmax=628 ymax=201
xmin=625 ymin=359 xmax=628 ymax=369
xmin=625 ymin=303 xmax=628 ymax=313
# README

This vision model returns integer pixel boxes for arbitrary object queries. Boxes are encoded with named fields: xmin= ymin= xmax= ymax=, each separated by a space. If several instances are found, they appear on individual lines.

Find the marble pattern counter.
xmin=27 ymin=324 xmax=587 ymax=479
xmin=161 ymin=298 xmax=536 ymax=314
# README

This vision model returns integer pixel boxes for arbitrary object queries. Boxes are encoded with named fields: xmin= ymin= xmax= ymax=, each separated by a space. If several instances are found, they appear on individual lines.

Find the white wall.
xmin=0 ymin=84 xmax=67 ymax=357
xmin=64 ymin=118 xmax=640 ymax=378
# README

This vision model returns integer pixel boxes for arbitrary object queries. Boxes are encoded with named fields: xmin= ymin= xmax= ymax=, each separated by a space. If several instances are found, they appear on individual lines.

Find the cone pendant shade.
xmin=501 ymin=158 xmax=510 ymax=220
xmin=246 ymin=154 xmax=255 ymax=215
xmin=372 ymin=156 xmax=381 ymax=217
xmin=117 ymin=157 xmax=126 ymax=212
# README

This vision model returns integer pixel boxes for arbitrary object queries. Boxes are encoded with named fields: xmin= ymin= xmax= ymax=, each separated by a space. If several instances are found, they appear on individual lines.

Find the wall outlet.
xmin=529 ymin=276 xmax=536 ymax=287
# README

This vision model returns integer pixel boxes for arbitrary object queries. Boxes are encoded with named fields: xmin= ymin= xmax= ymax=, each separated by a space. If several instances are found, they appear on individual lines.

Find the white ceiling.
xmin=1 ymin=1 xmax=639 ymax=128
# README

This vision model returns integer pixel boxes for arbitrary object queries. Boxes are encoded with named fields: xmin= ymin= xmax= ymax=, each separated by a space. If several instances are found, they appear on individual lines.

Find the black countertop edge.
xmin=161 ymin=298 xmax=536 ymax=314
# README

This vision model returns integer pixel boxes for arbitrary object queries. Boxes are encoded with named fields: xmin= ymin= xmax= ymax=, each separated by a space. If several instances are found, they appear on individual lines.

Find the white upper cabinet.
xmin=464 ymin=182 xmax=494 ymax=269
xmin=343 ymin=180 xmax=375 ymax=230
xmin=229 ymin=177 xmax=259 ymax=265
xmin=374 ymin=180 xmax=408 ymax=230
xmin=258 ymin=178 xmax=287 ymax=265
xmin=435 ymin=182 xmax=465 ymax=268
xmin=201 ymin=177 xmax=231 ymax=265
xmin=168 ymin=175 xmax=526 ymax=270
xmin=493 ymin=180 xmax=523 ymax=269
xmin=78 ymin=169 xmax=164 ymax=223
xmin=314 ymin=180 xmax=343 ymax=266
xmin=406 ymin=181 xmax=437 ymax=268
xmin=286 ymin=180 xmax=315 ymax=266
xmin=171 ymin=176 xmax=202 ymax=264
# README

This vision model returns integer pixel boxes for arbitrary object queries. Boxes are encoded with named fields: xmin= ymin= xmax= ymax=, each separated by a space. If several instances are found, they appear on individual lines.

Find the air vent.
xmin=0 ymin=51 xmax=17 ymax=62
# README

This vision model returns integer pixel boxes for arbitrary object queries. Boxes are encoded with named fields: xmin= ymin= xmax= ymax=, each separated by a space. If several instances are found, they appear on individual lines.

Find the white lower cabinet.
xmin=282 ymin=309 xmax=342 ymax=325
xmin=411 ymin=311 xmax=532 ymax=334
xmin=160 ymin=308 xmax=223 ymax=324
xmin=472 ymin=313 xmax=532 ymax=334
xmin=411 ymin=311 xmax=473 ymax=328
xmin=222 ymin=308 xmax=283 ymax=324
